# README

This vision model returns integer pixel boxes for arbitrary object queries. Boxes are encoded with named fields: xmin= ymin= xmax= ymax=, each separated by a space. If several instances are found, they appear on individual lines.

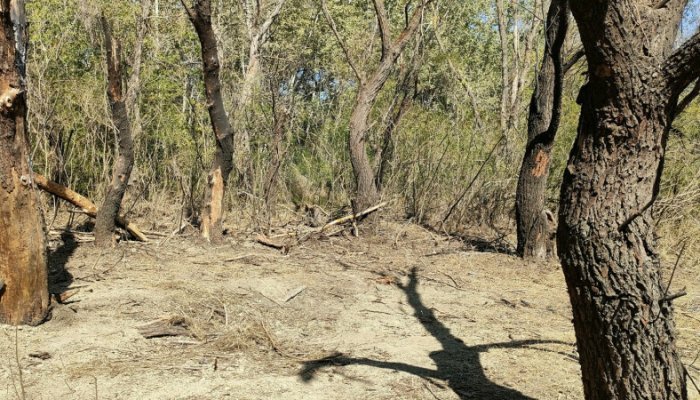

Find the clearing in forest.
xmin=2 ymin=221 xmax=698 ymax=399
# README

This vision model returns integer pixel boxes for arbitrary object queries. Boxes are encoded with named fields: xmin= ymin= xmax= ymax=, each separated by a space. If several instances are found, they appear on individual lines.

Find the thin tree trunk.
xmin=95 ymin=17 xmax=135 ymax=246
xmin=263 ymin=89 xmax=289 ymax=217
xmin=326 ymin=0 xmax=431 ymax=211
xmin=515 ymin=0 xmax=569 ymax=259
xmin=375 ymin=36 xmax=422 ymax=192
xmin=234 ymin=0 xmax=286 ymax=185
xmin=0 ymin=0 xmax=50 ymax=325
xmin=182 ymin=0 xmax=235 ymax=243
xmin=559 ymin=2 xmax=700 ymax=398
xmin=125 ymin=0 xmax=152 ymax=139
xmin=495 ymin=0 xmax=510 ymax=136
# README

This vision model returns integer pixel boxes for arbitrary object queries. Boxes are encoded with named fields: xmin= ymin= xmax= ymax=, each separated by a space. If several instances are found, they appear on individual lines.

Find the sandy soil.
xmin=1 ymin=221 xmax=698 ymax=400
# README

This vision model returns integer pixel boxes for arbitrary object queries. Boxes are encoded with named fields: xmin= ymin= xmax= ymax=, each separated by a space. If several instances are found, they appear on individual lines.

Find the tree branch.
xmin=179 ymin=0 xmax=196 ymax=21
xmin=675 ymin=78 xmax=700 ymax=117
xmin=320 ymin=0 xmax=364 ymax=83
xmin=372 ymin=0 xmax=391 ymax=61
xmin=390 ymin=0 xmax=432 ymax=56
xmin=563 ymin=47 xmax=585 ymax=74
xmin=664 ymin=31 xmax=700 ymax=97
xmin=254 ymin=0 xmax=286 ymax=45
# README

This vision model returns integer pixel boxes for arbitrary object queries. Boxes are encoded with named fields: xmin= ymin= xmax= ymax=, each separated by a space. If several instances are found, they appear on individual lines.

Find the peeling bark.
xmin=515 ymin=0 xmax=570 ymax=260
xmin=182 ymin=0 xmax=235 ymax=243
xmin=94 ymin=17 xmax=135 ymax=246
xmin=0 ymin=0 xmax=49 ymax=325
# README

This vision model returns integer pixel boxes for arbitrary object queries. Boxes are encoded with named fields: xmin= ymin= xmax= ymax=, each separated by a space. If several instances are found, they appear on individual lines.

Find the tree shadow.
xmin=300 ymin=267 xmax=568 ymax=399
xmin=48 ymin=232 xmax=77 ymax=296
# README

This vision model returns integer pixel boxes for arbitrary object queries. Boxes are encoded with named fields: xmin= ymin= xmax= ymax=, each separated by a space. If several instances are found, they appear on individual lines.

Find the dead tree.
xmin=322 ymin=0 xmax=432 ymax=211
xmin=182 ymin=0 xmax=235 ymax=242
xmin=514 ymin=0 xmax=582 ymax=259
xmin=94 ymin=17 xmax=135 ymax=246
xmin=558 ymin=1 xmax=700 ymax=398
xmin=0 ymin=0 xmax=50 ymax=325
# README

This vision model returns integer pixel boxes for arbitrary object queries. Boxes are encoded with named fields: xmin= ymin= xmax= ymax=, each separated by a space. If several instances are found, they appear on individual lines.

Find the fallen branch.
xmin=137 ymin=316 xmax=192 ymax=339
xmin=33 ymin=174 xmax=148 ymax=242
xmin=255 ymin=201 xmax=389 ymax=251
xmin=321 ymin=201 xmax=388 ymax=231
xmin=255 ymin=234 xmax=288 ymax=251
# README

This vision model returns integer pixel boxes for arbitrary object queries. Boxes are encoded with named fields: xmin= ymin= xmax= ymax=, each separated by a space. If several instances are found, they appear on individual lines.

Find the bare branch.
xmin=675 ymin=78 xmax=700 ymax=117
xmin=390 ymin=0 xmax=432 ymax=57
xmin=254 ymin=0 xmax=286 ymax=44
xmin=319 ymin=0 xmax=364 ymax=83
xmin=563 ymin=48 xmax=585 ymax=74
xmin=372 ymin=0 xmax=391 ymax=60
xmin=434 ymin=30 xmax=483 ymax=129
xmin=664 ymin=31 xmax=700 ymax=97
xmin=179 ymin=0 xmax=195 ymax=21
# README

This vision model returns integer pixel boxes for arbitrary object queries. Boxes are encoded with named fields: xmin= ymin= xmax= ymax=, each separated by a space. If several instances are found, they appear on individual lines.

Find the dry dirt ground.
xmin=1 ymin=220 xmax=699 ymax=400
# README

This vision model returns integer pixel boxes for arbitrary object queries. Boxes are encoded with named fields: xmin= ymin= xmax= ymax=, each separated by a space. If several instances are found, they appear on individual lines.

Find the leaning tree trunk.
xmin=182 ymin=0 xmax=235 ymax=243
xmin=340 ymin=0 xmax=431 ymax=211
xmin=515 ymin=0 xmax=569 ymax=259
xmin=0 ymin=0 xmax=50 ymax=325
xmin=558 ymin=2 xmax=700 ymax=398
xmin=95 ymin=17 xmax=135 ymax=246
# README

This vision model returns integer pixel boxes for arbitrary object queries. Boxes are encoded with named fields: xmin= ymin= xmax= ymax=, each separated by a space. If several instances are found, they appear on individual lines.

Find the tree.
xmin=515 ymin=0 xmax=582 ymax=259
xmin=94 ymin=16 xmax=136 ymax=246
xmin=0 ymin=0 xmax=50 ymax=325
xmin=182 ymin=0 xmax=235 ymax=243
xmin=234 ymin=0 xmax=286 ymax=183
xmin=558 ymin=1 xmax=700 ymax=398
xmin=322 ymin=0 xmax=432 ymax=212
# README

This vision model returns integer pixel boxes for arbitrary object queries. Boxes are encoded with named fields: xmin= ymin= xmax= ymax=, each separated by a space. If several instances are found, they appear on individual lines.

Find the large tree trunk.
xmin=558 ymin=2 xmax=700 ymax=398
xmin=515 ymin=0 xmax=569 ymax=259
xmin=182 ymin=0 xmax=235 ymax=243
xmin=95 ymin=17 xmax=135 ymax=246
xmin=0 ymin=0 xmax=50 ymax=325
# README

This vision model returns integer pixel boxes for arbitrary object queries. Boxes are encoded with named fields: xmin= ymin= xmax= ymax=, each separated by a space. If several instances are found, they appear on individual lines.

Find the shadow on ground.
xmin=48 ymin=232 xmax=77 ymax=295
xmin=300 ymin=267 xmax=568 ymax=399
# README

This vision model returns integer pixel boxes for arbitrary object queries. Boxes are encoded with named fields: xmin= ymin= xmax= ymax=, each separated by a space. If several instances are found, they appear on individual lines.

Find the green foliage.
xmin=23 ymin=0 xmax=700 ymax=237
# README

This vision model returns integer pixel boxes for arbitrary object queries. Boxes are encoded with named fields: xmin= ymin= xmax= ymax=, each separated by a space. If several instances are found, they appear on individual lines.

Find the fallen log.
xmin=33 ymin=174 xmax=148 ymax=242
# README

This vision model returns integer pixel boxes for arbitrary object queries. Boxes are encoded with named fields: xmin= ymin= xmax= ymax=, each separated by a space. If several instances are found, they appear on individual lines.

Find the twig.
xmin=15 ymin=327 xmax=26 ymax=400
xmin=663 ymin=240 xmax=687 ymax=300
xmin=686 ymin=365 xmax=700 ymax=395
xmin=283 ymin=286 xmax=306 ymax=303
xmin=659 ymin=288 xmax=687 ymax=303
xmin=320 ymin=0 xmax=363 ymax=83
xmin=442 ymin=135 xmax=505 ymax=224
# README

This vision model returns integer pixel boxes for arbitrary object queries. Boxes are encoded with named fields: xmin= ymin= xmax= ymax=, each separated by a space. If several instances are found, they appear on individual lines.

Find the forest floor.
xmin=1 ymin=218 xmax=699 ymax=400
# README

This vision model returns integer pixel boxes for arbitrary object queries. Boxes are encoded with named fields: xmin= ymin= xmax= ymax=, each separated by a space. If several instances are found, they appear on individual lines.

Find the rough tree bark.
xmin=94 ymin=17 xmax=135 ymax=246
xmin=0 ymin=0 xmax=50 ymax=325
xmin=515 ymin=0 xmax=571 ymax=259
xmin=558 ymin=1 xmax=700 ymax=398
xmin=182 ymin=0 xmax=235 ymax=243
xmin=322 ymin=0 xmax=432 ymax=211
